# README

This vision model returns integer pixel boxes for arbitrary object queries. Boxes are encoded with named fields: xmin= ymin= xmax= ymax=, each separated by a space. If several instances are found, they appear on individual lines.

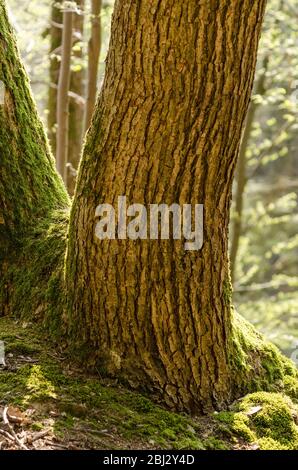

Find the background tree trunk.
xmin=56 ymin=7 xmax=73 ymax=183
xmin=48 ymin=1 xmax=85 ymax=194
xmin=66 ymin=0 xmax=267 ymax=412
xmin=67 ymin=0 xmax=85 ymax=195
xmin=84 ymin=0 xmax=102 ymax=132
xmin=48 ymin=1 xmax=62 ymax=156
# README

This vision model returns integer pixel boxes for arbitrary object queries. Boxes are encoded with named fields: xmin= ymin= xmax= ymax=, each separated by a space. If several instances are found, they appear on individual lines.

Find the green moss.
xmin=283 ymin=376 xmax=298 ymax=401
xmin=239 ymin=392 xmax=298 ymax=448
xmin=5 ymin=340 xmax=41 ymax=355
xmin=258 ymin=437 xmax=289 ymax=450
xmin=31 ymin=422 xmax=44 ymax=432
xmin=216 ymin=392 xmax=298 ymax=450
xmin=0 ymin=1 xmax=69 ymax=239
xmin=204 ymin=437 xmax=229 ymax=450
xmin=0 ymin=1 xmax=69 ymax=337
xmin=230 ymin=311 xmax=298 ymax=398
xmin=223 ymin=279 xmax=233 ymax=306
xmin=0 ymin=210 xmax=68 ymax=332
xmin=2 ymin=317 xmax=298 ymax=450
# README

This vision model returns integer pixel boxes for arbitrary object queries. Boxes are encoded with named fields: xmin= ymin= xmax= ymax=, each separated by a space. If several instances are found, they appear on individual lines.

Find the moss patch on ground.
xmin=0 ymin=317 xmax=228 ymax=450
xmin=0 ymin=316 xmax=298 ymax=450
xmin=215 ymin=392 xmax=298 ymax=450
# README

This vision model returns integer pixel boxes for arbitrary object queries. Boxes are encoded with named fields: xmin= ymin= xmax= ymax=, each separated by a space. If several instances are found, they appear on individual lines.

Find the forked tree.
xmin=1 ymin=0 xmax=297 ymax=413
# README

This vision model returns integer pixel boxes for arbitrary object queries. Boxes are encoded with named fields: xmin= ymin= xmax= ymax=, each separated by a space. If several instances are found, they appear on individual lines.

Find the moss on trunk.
xmin=0 ymin=0 xmax=69 ymax=320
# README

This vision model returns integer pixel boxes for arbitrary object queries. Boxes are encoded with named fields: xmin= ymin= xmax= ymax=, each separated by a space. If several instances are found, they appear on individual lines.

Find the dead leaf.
xmin=7 ymin=406 xmax=26 ymax=424
xmin=246 ymin=405 xmax=262 ymax=416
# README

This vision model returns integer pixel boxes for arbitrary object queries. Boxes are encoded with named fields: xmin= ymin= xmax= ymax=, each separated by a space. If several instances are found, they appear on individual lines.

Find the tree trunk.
xmin=67 ymin=0 xmax=85 ymax=195
xmin=56 ymin=8 xmax=73 ymax=183
xmin=84 ymin=0 xmax=102 ymax=132
xmin=66 ymin=0 xmax=267 ymax=412
xmin=0 ymin=0 xmax=69 ymax=317
xmin=48 ymin=1 xmax=62 ymax=156
xmin=48 ymin=1 xmax=85 ymax=194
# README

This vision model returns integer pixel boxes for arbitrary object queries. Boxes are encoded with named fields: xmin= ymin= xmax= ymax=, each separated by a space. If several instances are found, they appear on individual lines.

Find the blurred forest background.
xmin=6 ymin=0 xmax=298 ymax=357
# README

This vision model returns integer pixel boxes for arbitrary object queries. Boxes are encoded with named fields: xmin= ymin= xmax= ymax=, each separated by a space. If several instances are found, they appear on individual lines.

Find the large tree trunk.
xmin=66 ymin=0 xmax=267 ymax=412
xmin=0 ymin=0 xmax=69 ymax=317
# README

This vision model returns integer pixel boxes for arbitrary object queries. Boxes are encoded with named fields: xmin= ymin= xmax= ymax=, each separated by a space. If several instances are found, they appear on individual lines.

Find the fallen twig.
xmin=31 ymin=429 xmax=50 ymax=443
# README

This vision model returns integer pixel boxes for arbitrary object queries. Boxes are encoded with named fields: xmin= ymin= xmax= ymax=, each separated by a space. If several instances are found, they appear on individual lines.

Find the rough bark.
xmin=84 ymin=0 xmax=102 ymax=132
xmin=66 ymin=0 xmax=267 ymax=412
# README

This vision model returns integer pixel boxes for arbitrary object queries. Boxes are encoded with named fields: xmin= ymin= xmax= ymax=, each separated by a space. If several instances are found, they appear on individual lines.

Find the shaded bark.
xmin=66 ymin=0 xmax=267 ymax=412
xmin=84 ymin=0 xmax=102 ymax=132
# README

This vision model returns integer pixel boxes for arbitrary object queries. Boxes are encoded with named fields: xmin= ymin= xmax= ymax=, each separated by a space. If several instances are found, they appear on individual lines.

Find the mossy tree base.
xmin=0 ymin=317 xmax=298 ymax=450
xmin=0 ymin=210 xmax=69 ymax=337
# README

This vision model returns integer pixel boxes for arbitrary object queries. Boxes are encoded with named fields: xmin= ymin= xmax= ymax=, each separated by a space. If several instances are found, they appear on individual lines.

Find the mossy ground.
xmin=0 ymin=317 xmax=226 ymax=450
xmin=1 ymin=317 xmax=298 ymax=450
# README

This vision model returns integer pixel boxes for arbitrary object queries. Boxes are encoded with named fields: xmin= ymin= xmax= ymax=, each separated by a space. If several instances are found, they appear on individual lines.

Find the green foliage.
xmin=231 ymin=0 xmax=298 ymax=355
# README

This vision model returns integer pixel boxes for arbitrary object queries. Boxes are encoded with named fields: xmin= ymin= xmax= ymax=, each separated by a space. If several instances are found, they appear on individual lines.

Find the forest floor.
xmin=0 ymin=316 xmax=297 ymax=451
